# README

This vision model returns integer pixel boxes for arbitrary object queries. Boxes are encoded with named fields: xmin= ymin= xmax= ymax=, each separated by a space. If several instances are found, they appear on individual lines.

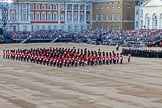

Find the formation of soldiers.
xmin=3 ymin=47 xmax=124 ymax=68
xmin=122 ymin=48 xmax=162 ymax=58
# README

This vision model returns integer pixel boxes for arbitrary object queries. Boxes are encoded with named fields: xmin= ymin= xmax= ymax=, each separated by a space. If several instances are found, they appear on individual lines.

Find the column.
xmin=27 ymin=3 xmax=31 ymax=31
xmin=78 ymin=4 xmax=80 ymax=23
xmin=72 ymin=4 xmax=74 ymax=23
xmin=18 ymin=3 xmax=21 ymax=22
xmin=58 ymin=3 xmax=60 ymax=24
xmin=28 ymin=3 xmax=30 ymax=22
xmin=65 ymin=3 xmax=67 ymax=32
xmin=18 ymin=2 xmax=21 ymax=31
xmin=71 ymin=4 xmax=74 ymax=32
xmin=16 ymin=3 xmax=19 ymax=22
xmin=65 ymin=3 xmax=67 ymax=23
xmin=84 ymin=4 xmax=86 ymax=23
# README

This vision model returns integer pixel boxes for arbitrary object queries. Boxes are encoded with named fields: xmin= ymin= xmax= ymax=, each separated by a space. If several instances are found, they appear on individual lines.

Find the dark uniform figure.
xmin=120 ymin=53 xmax=123 ymax=64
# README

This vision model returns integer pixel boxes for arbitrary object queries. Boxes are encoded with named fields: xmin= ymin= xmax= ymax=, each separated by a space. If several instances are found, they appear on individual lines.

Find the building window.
xmin=87 ymin=25 xmax=90 ymax=29
xmin=36 ymin=4 xmax=40 ymax=9
xmin=154 ymin=16 xmax=157 ymax=26
xmin=48 ymin=25 xmax=51 ymax=30
xmin=68 ymin=25 xmax=71 ymax=32
xmin=117 ymin=13 xmax=121 ymax=21
xmin=36 ymin=13 xmax=40 ymax=20
xmin=147 ymin=20 xmax=150 ymax=26
xmin=86 ymin=14 xmax=90 ymax=22
xmin=60 ymin=14 xmax=65 ymax=21
xmin=127 ymin=2 xmax=131 ymax=8
xmin=23 ymin=25 xmax=27 ymax=31
xmin=107 ymin=14 xmax=109 ymax=21
xmin=42 ymin=13 xmax=46 ymax=20
xmin=74 ymin=4 xmax=78 ymax=10
xmin=61 ymin=5 xmax=64 ymax=10
xmin=80 ymin=12 xmax=84 ymax=22
xmin=96 ymin=14 xmax=98 ymax=21
xmin=127 ymin=12 xmax=131 ymax=20
xmin=112 ymin=2 xmax=114 ymax=8
xmin=86 ymin=5 xmax=91 ymax=11
xmin=136 ymin=21 xmax=138 ymax=27
xmin=47 ymin=4 xmax=51 ymax=9
xmin=73 ymin=12 xmax=78 ymax=22
xmin=54 ymin=25 xmax=57 ymax=30
xmin=74 ymin=25 xmax=77 ymax=32
xmin=42 ymin=25 xmax=45 ymax=30
xmin=141 ymin=20 xmax=143 ymax=28
xmin=96 ymin=4 xmax=98 ymax=9
xmin=80 ymin=5 xmax=84 ymax=10
xmin=117 ymin=26 xmax=120 ymax=30
xmin=112 ymin=26 xmax=114 ymax=31
xmin=36 ymin=25 xmax=39 ymax=31
xmin=141 ymin=10 xmax=143 ymax=17
xmin=107 ymin=2 xmax=110 ymax=8
xmin=22 ymin=13 xmax=27 ymax=21
xmin=101 ymin=4 xmax=104 ymax=9
xmin=23 ymin=3 xmax=26 ymax=8
xmin=81 ymin=25 xmax=83 ymax=31
xmin=10 ymin=11 xmax=15 ymax=21
xmin=53 ymin=13 xmax=58 ymax=21
xmin=54 ymin=4 xmax=57 ymax=10
xmin=112 ymin=13 xmax=114 ymax=21
xmin=61 ymin=26 xmax=64 ymax=31
xmin=30 ymin=3 xmax=34 ymax=9
xmin=48 ymin=13 xmax=51 ymax=20
xmin=136 ymin=9 xmax=139 ymax=15
xmin=30 ymin=13 xmax=33 ymax=20
xmin=67 ymin=4 xmax=72 ymax=10
xmin=67 ymin=12 xmax=72 ymax=21
xmin=42 ymin=4 xmax=46 ymax=10
xmin=117 ymin=2 xmax=120 ymax=8
xmin=31 ymin=25 xmax=34 ymax=31
xmin=107 ymin=26 xmax=109 ymax=30
xmin=101 ymin=14 xmax=104 ymax=21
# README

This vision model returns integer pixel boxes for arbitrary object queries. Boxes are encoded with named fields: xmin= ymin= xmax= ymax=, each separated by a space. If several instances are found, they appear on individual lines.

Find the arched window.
xmin=36 ymin=3 xmax=40 ymax=9
xmin=152 ymin=14 xmax=158 ymax=28
xmin=42 ymin=4 xmax=46 ymax=10
xmin=54 ymin=4 xmax=57 ymax=10
xmin=53 ymin=12 xmax=58 ymax=21
xmin=42 ymin=12 xmax=46 ymax=21
xmin=47 ymin=3 xmax=51 ymax=10
xmin=155 ymin=16 xmax=157 ymax=26
xmin=160 ymin=14 xmax=162 ymax=29
xmin=145 ymin=14 xmax=150 ymax=29
xmin=47 ymin=13 xmax=52 ymax=21
xmin=36 ymin=12 xmax=40 ymax=20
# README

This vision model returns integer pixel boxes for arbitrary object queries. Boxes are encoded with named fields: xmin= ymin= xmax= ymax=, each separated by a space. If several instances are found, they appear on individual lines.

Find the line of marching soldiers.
xmin=3 ymin=47 xmax=124 ymax=68
xmin=122 ymin=48 xmax=162 ymax=58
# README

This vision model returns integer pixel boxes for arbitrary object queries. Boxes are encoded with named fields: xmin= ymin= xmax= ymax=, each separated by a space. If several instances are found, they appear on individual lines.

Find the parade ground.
xmin=0 ymin=43 xmax=162 ymax=108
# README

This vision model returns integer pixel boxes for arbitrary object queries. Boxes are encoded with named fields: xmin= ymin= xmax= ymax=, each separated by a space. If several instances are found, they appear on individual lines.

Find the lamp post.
xmin=0 ymin=0 xmax=12 ymax=43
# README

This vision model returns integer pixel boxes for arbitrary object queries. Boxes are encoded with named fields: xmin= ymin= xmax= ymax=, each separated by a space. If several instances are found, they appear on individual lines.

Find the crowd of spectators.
xmin=10 ymin=30 xmax=67 ymax=40
xmin=76 ymin=29 xmax=162 ymax=47
xmin=77 ymin=29 xmax=162 ymax=42
xmin=6 ymin=29 xmax=162 ymax=47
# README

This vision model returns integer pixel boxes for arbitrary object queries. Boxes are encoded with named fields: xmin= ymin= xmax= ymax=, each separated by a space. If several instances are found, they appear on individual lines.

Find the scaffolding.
xmin=0 ymin=0 xmax=10 ymax=43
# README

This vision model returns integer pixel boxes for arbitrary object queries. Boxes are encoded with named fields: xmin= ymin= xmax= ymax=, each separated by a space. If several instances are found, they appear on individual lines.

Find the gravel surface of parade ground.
xmin=0 ymin=43 xmax=162 ymax=108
